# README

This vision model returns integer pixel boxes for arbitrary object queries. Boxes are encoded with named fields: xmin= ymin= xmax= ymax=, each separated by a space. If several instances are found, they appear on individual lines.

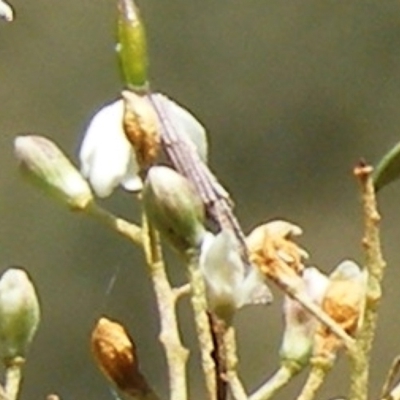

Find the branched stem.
xmin=349 ymin=164 xmax=386 ymax=400
xmin=249 ymin=363 xmax=300 ymax=400
xmin=296 ymin=357 xmax=332 ymax=400
xmin=142 ymin=215 xmax=189 ymax=400
xmin=185 ymin=249 xmax=217 ymax=400
xmin=84 ymin=201 xmax=143 ymax=246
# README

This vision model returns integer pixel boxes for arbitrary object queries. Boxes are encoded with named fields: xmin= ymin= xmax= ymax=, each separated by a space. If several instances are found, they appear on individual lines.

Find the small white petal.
xmin=303 ymin=267 xmax=329 ymax=304
xmin=330 ymin=259 xmax=363 ymax=281
xmin=235 ymin=266 xmax=272 ymax=308
xmin=0 ymin=0 xmax=13 ymax=22
xmin=79 ymin=99 xmax=141 ymax=197
xmin=200 ymin=231 xmax=243 ymax=301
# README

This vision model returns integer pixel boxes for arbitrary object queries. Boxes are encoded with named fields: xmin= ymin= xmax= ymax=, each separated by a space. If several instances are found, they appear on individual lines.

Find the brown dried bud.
xmin=313 ymin=260 xmax=367 ymax=359
xmin=91 ymin=317 xmax=155 ymax=398
xmin=122 ymin=90 xmax=160 ymax=169
xmin=246 ymin=220 xmax=308 ymax=285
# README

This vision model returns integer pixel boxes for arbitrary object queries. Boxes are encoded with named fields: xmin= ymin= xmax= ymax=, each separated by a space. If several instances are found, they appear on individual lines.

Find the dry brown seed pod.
xmin=91 ymin=317 xmax=154 ymax=398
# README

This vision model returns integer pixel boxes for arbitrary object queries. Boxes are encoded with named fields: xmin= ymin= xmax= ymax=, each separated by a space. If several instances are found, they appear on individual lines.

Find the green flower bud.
xmin=117 ymin=0 xmax=149 ymax=90
xmin=14 ymin=135 xmax=93 ymax=210
xmin=143 ymin=166 xmax=206 ymax=254
xmin=0 ymin=268 xmax=40 ymax=360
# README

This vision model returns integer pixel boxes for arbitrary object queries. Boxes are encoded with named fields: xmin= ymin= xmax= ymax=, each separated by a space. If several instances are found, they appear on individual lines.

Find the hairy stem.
xmin=349 ymin=164 xmax=386 ymax=400
xmin=223 ymin=326 xmax=247 ymax=400
xmin=296 ymin=358 xmax=332 ymax=400
xmin=142 ymin=215 xmax=189 ymax=400
xmin=186 ymin=249 xmax=217 ymax=400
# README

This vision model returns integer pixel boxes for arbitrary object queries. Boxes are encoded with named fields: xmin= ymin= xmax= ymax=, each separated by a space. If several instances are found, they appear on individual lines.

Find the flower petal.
xmin=200 ymin=231 xmax=244 ymax=316
xmin=79 ymin=99 xmax=141 ymax=197
xmin=235 ymin=266 xmax=272 ymax=308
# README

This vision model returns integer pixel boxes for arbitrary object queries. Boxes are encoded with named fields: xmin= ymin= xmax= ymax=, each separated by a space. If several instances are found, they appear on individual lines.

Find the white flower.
xmin=280 ymin=267 xmax=329 ymax=365
xmin=79 ymin=94 xmax=208 ymax=198
xmin=0 ymin=0 xmax=13 ymax=22
xmin=79 ymin=99 xmax=142 ymax=198
xmin=200 ymin=230 xmax=271 ymax=322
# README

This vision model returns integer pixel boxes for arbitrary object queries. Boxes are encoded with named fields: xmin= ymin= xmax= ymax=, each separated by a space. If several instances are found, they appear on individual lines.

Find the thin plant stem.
xmin=84 ymin=200 xmax=143 ymax=246
xmin=4 ymin=357 xmax=24 ymax=400
xmin=223 ymin=326 xmax=247 ymax=400
xmin=296 ymin=358 xmax=332 ymax=400
xmin=381 ymin=356 xmax=400 ymax=399
xmin=349 ymin=164 xmax=386 ymax=400
xmin=383 ymin=381 xmax=400 ymax=400
xmin=270 ymin=276 xmax=355 ymax=351
xmin=142 ymin=215 xmax=189 ymax=400
xmin=185 ymin=249 xmax=217 ymax=400
xmin=249 ymin=364 xmax=299 ymax=400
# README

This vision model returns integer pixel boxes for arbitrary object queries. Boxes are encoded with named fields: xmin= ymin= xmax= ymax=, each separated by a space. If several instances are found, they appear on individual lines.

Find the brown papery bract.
xmin=122 ymin=90 xmax=160 ymax=169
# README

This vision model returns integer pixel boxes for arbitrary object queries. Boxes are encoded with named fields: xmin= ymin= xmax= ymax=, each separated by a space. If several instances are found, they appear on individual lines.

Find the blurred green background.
xmin=2 ymin=0 xmax=400 ymax=399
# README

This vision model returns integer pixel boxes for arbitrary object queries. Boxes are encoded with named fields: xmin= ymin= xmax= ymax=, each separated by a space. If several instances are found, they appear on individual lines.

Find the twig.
xmin=185 ymin=249 xmax=217 ymax=400
xmin=249 ymin=364 xmax=299 ymax=400
xmin=142 ymin=215 xmax=189 ymax=400
xmin=296 ymin=357 xmax=332 ymax=400
xmin=349 ymin=163 xmax=386 ymax=400
xmin=4 ymin=357 xmax=24 ymax=400
xmin=84 ymin=201 xmax=143 ymax=246
xmin=172 ymin=284 xmax=191 ymax=300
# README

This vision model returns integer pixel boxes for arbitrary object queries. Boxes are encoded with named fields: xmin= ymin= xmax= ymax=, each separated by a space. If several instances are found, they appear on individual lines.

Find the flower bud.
xmin=91 ymin=317 xmax=156 ymax=399
xmin=122 ymin=90 xmax=160 ymax=169
xmin=0 ymin=268 xmax=40 ymax=360
xmin=14 ymin=135 xmax=93 ymax=209
xmin=0 ymin=0 xmax=13 ymax=22
xmin=143 ymin=166 xmax=206 ymax=253
xmin=117 ymin=0 xmax=148 ymax=89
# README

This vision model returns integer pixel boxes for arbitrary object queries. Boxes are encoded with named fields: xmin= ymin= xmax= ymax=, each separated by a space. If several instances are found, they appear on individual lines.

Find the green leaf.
xmin=117 ymin=0 xmax=149 ymax=90
xmin=373 ymin=141 xmax=400 ymax=192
